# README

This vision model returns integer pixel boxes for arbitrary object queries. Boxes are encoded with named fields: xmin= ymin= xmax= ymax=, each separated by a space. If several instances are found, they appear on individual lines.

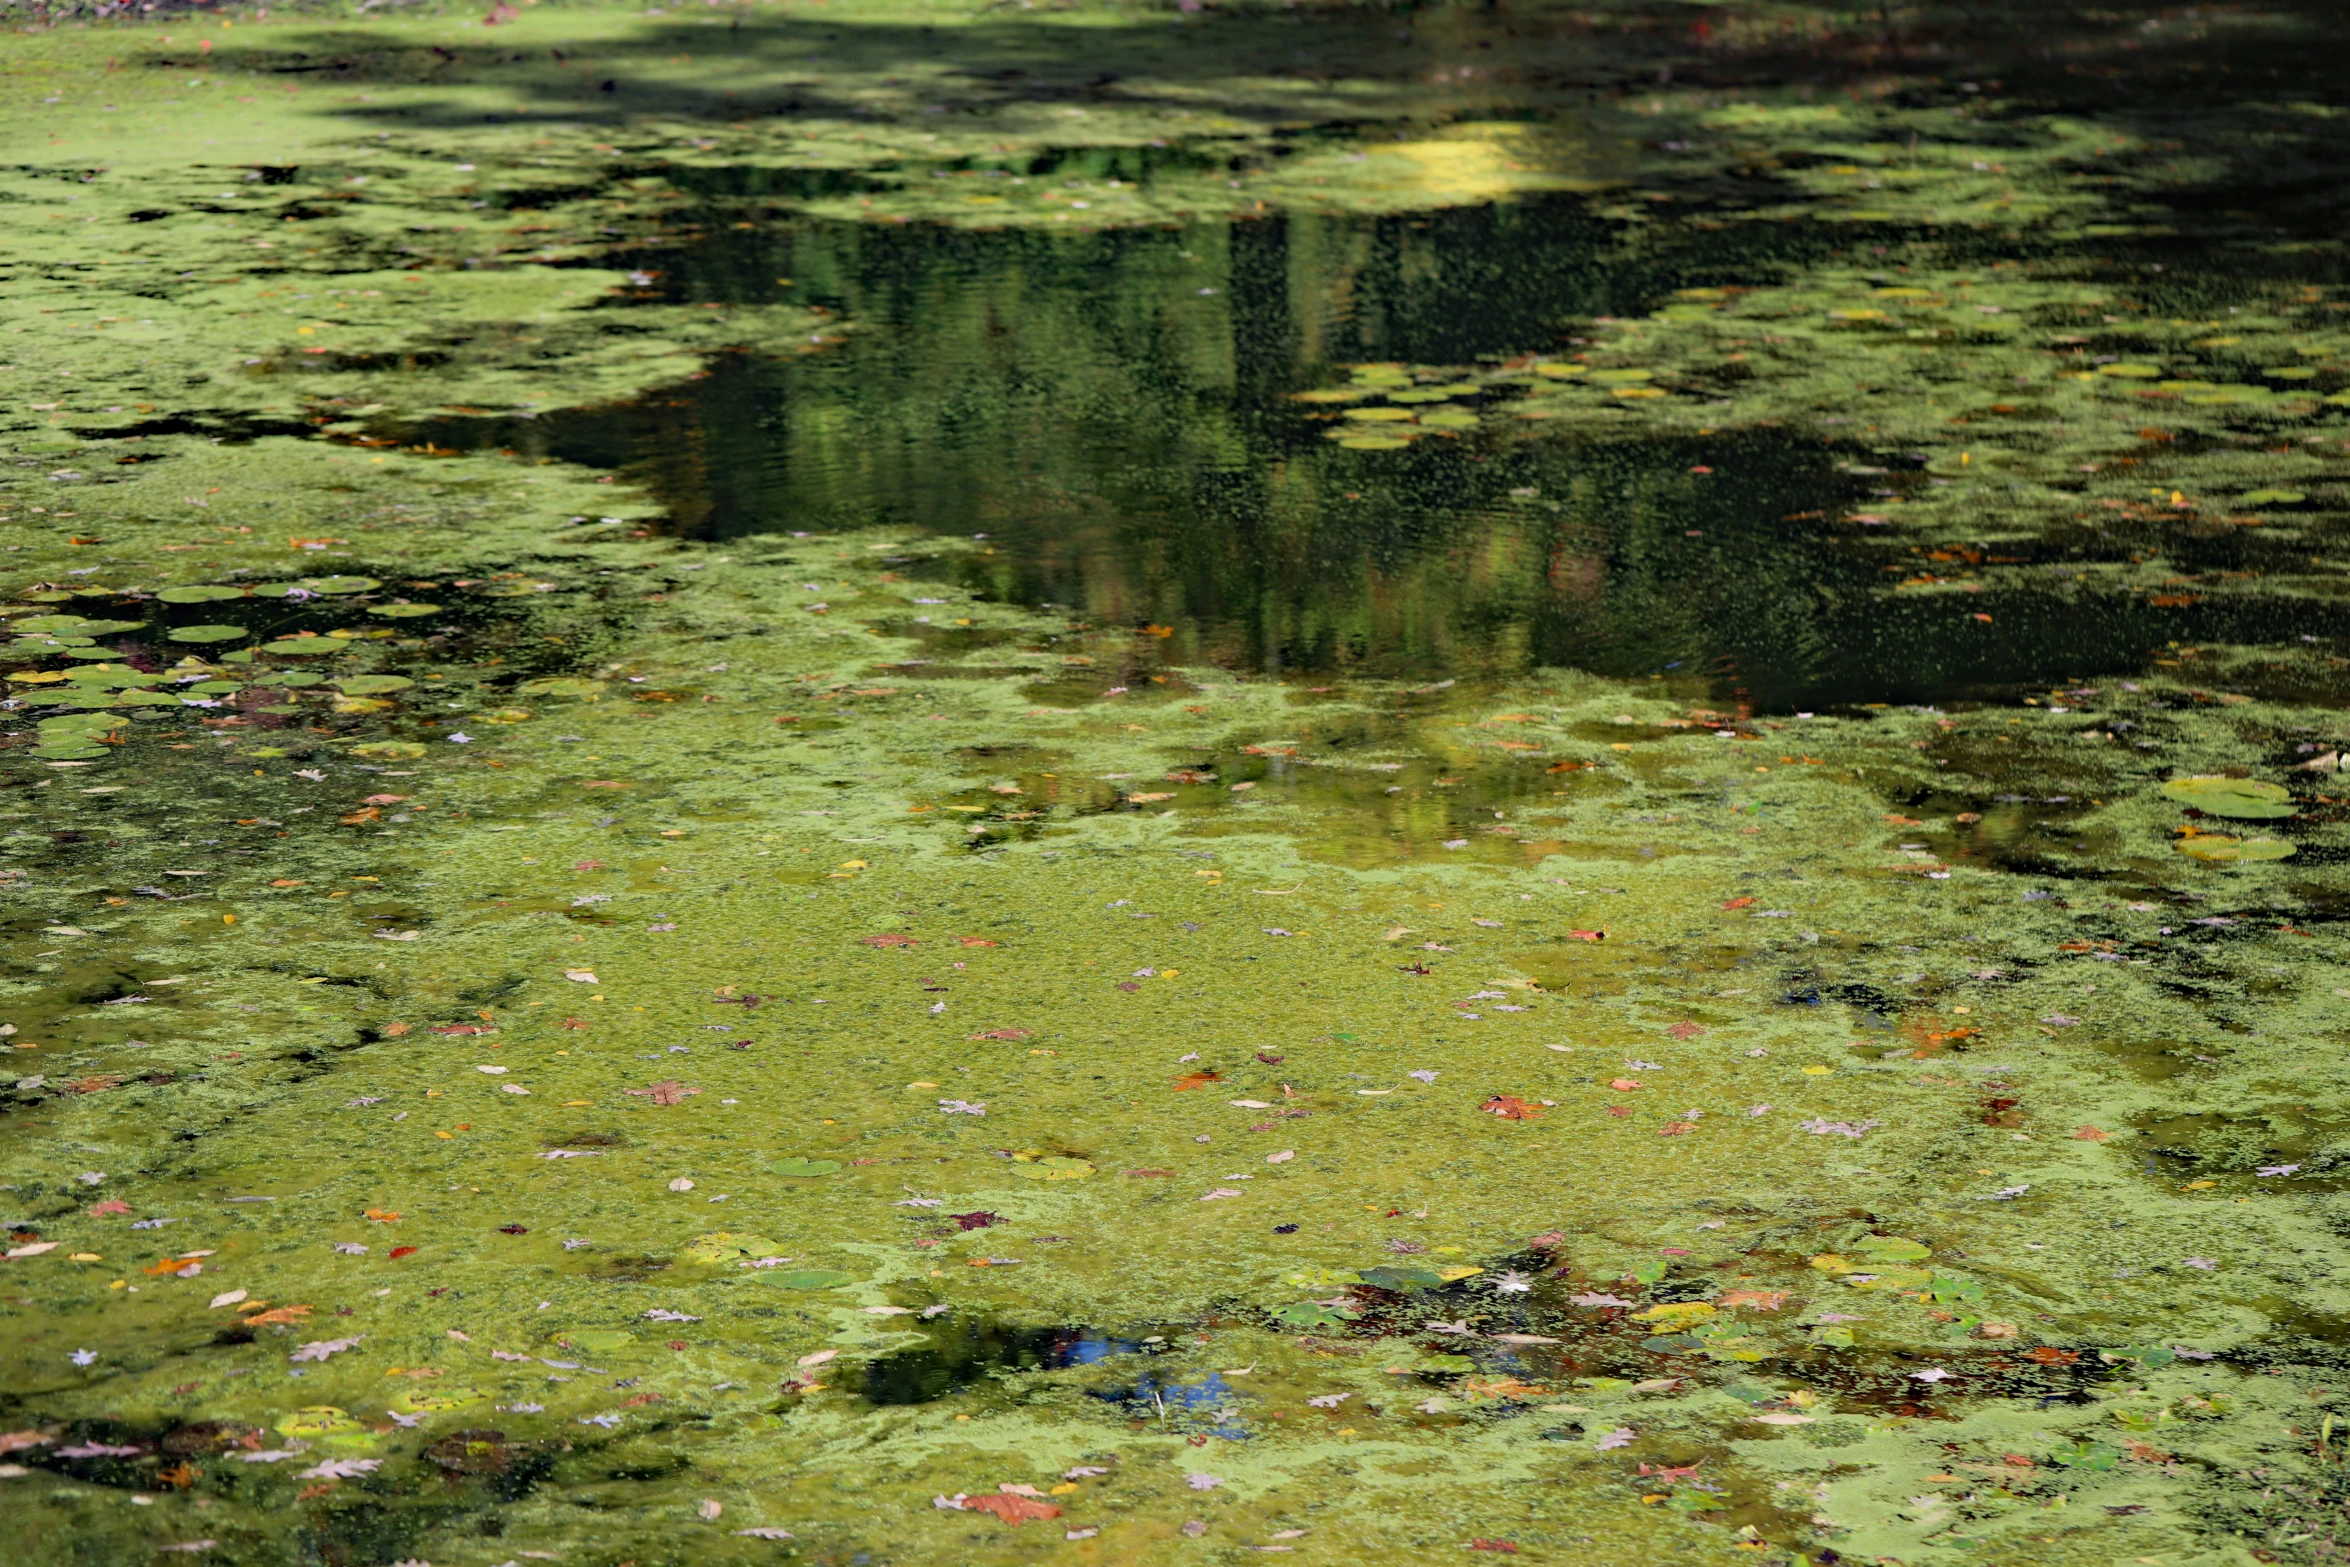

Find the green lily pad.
xmin=1343 ymin=407 xmax=1414 ymax=423
xmin=558 ymin=1329 xmax=636 ymax=1353
xmin=168 ymin=624 xmax=249 ymax=644
xmin=2239 ymin=489 xmax=2306 ymax=506
xmin=15 ymin=615 xmax=142 ymax=635
xmin=2175 ymin=834 xmax=2295 ymax=863
xmin=519 ymin=677 xmax=607 ymax=699
xmin=389 ymin=1384 xmax=491 ymax=1415
xmin=186 ymin=681 xmax=245 ymax=695
xmin=337 ymin=675 xmax=416 ymax=696
xmin=1012 ymin=1157 xmax=1095 ymax=1181
xmin=375 ymin=602 xmax=442 ymax=618
xmin=767 ymin=1269 xmax=855 ymax=1291
xmin=301 ymin=576 xmax=381 ymax=595
xmin=274 ymin=1406 xmax=377 ymax=1450
xmin=1853 ymin=1235 xmax=1932 ymax=1263
xmin=681 ymin=1232 xmax=789 ymax=1265
xmin=1357 ymin=1265 xmax=1444 ymax=1291
xmin=1843 ymin=1266 xmax=1934 ymax=1291
xmin=1417 ymin=1353 xmax=1477 ymax=1373
xmin=1268 ymin=1301 xmax=1359 ymax=1328
xmin=2096 ymin=362 xmax=2161 ymax=378
xmin=1387 ymin=388 xmax=1454 ymax=404
xmin=1338 ymin=436 xmax=1411 ymax=451
xmin=351 ymin=741 xmax=428 ymax=760
xmin=770 ymin=1157 xmax=843 ymax=1178
xmin=1925 ymin=1274 xmax=1985 ymax=1303
xmin=1533 ymin=362 xmax=1586 ymax=378
xmin=115 ymin=690 xmax=182 ymax=707
xmin=1418 ymin=409 xmax=1479 ymax=429
xmin=2161 ymin=775 xmax=2294 ymax=819
xmin=270 ymin=672 xmax=326 ymax=689
xmin=14 ymin=635 xmax=95 ymax=649
xmin=1587 ymin=368 xmax=1656 ymax=383
xmin=2263 ymin=366 xmax=2318 ymax=379
xmin=155 ymin=586 xmax=247 ymax=604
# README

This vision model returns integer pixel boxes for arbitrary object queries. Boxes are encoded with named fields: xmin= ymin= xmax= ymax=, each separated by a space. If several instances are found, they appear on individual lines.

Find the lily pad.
xmin=2096 ymin=362 xmax=2162 ymax=378
xmin=1587 ymin=368 xmax=1656 ymax=383
xmin=351 ymin=741 xmax=428 ymax=760
xmin=389 ymin=1385 xmax=490 ymax=1415
xmin=1418 ymin=409 xmax=1479 ymax=429
xmin=2161 ymin=775 xmax=2294 ymax=819
xmin=1357 ymin=1264 xmax=1444 ymax=1291
xmin=1533 ymin=362 xmax=1586 ymax=378
xmin=1343 ymin=407 xmax=1415 ymax=423
xmin=770 ymin=1157 xmax=843 ymax=1178
xmin=1011 ymin=1156 xmax=1096 ymax=1181
xmin=15 ymin=615 xmax=142 ymax=635
xmin=1268 ymin=1301 xmax=1359 ymax=1328
xmin=1339 ymin=436 xmax=1412 ymax=451
xmin=519 ymin=677 xmax=607 ymax=699
xmin=336 ymin=675 xmax=416 ymax=696
xmin=681 ymin=1232 xmax=788 ymax=1265
xmin=1853 ymin=1235 xmax=1932 ymax=1262
xmin=767 ymin=1269 xmax=855 ymax=1291
xmin=2239 ymin=489 xmax=2307 ymax=506
xmin=375 ymin=602 xmax=443 ymax=618
xmin=154 ymin=585 xmax=247 ymax=604
xmin=2175 ymin=834 xmax=2295 ymax=863
xmin=270 ymin=672 xmax=326 ymax=689
xmin=301 ymin=576 xmax=381 ymax=595
xmin=274 ymin=1407 xmax=376 ymax=1451
xmin=168 ymin=624 xmax=249 ymax=644
xmin=559 ymin=1329 xmax=636 ymax=1353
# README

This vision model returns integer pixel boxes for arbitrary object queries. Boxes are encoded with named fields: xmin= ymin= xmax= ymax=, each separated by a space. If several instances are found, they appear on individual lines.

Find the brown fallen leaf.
xmin=1124 ymin=1168 xmax=1173 ymax=1179
xmin=625 ymin=1080 xmax=701 ymax=1106
xmin=958 ymin=937 xmax=1001 ymax=948
xmin=860 ymin=933 xmax=919 ymax=948
xmin=383 ymin=1023 xmax=412 ymax=1037
xmin=2072 ymin=1125 xmax=2111 ymax=1142
xmin=1719 ymin=1290 xmax=1787 ymax=1311
xmin=244 ymin=1305 xmax=314 ymax=1326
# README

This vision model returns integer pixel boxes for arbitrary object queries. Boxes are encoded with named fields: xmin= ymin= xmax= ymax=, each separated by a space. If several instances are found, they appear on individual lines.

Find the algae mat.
xmin=4 ymin=2 xmax=2350 ymax=1565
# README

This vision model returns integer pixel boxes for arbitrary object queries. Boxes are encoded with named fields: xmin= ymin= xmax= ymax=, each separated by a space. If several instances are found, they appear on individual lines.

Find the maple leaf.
xmin=1658 ymin=1121 xmax=1695 ymax=1136
xmin=963 ymin=1493 xmax=1061 ymax=1524
xmin=860 ymin=933 xmax=919 ymax=948
xmin=1469 ymin=1540 xmax=1522 ymax=1553
xmin=2027 ymin=1347 xmax=2081 ymax=1366
xmin=2072 ymin=1125 xmax=2111 ymax=1142
xmin=1720 ymin=897 xmax=1756 ymax=911
xmin=1481 ymin=1096 xmax=1543 ymax=1120
xmin=1171 ymin=1070 xmax=1223 ymax=1091
xmin=1638 ymin=1461 xmax=1704 ymax=1482
xmin=625 ymin=1080 xmax=701 ymax=1105
xmin=1665 ymin=1021 xmax=1704 ymax=1040
xmin=244 ymin=1305 xmax=314 ymax=1326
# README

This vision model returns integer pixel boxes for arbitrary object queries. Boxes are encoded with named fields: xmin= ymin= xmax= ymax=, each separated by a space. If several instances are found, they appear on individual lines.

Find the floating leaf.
xmin=1853 ymin=1236 xmax=1932 ymax=1263
xmin=272 ymin=1407 xmax=376 ymax=1451
xmin=167 ymin=625 xmax=248 ymax=644
xmin=155 ymin=586 xmax=246 ymax=605
xmin=375 ymin=602 xmax=442 ymax=618
xmin=1357 ymin=1265 xmax=1443 ymax=1291
xmin=16 ymin=615 xmax=142 ymax=635
xmin=560 ymin=1329 xmax=636 ymax=1353
xmin=519 ymin=677 xmax=606 ymax=699
xmin=2239 ymin=489 xmax=2306 ymax=506
xmin=2175 ymin=834 xmax=2295 ymax=863
xmin=336 ymin=676 xmax=415 ymax=696
xmin=766 ymin=1269 xmax=854 ymax=1291
xmin=1269 ymin=1301 xmax=1359 ymax=1328
xmin=351 ymin=742 xmax=428 ymax=760
xmin=769 ymin=1158 xmax=843 ymax=1178
xmin=1011 ymin=1157 xmax=1095 ymax=1181
xmin=1631 ymin=1302 xmax=1717 ymax=1328
xmin=301 ymin=576 xmax=380 ymax=595
xmin=681 ymin=1232 xmax=787 ymax=1264
xmin=1338 ymin=435 xmax=1412 ymax=450
xmin=2161 ymin=776 xmax=2293 ymax=819
xmin=389 ymin=1385 xmax=489 ymax=1415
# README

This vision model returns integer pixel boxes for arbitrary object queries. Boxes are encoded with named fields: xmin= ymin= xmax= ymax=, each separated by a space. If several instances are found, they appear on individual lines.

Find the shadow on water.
xmin=394 ymin=189 xmax=2349 ymax=710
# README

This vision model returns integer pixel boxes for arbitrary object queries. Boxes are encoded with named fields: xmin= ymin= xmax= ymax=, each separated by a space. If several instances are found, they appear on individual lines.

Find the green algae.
xmin=2 ymin=3 xmax=2350 ymax=1566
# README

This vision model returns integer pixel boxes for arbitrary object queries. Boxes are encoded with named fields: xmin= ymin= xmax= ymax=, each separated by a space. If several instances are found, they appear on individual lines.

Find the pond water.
xmin=2 ymin=3 xmax=2349 ymax=1565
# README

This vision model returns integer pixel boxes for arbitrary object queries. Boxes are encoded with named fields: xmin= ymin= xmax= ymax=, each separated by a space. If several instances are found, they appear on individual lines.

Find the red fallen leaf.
xmin=1165 ymin=769 xmax=1215 ymax=783
xmin=64 ymin=1074 xmax=125 ymax=1094
xmin=951 ymin=1211 xmax=1002 ymax=1231
xmin=431 ymin=1024 xmax=495 ymax=1036
xmin=1567 ymin=930 xmax=1605 ymax=941
xmin=860 ymin=933 xmax=919 ymax=948
xmin=1720 ymin=896 xmax=1756 ymax=910
xmin=1657 ymin=1121 xmax=1695 ymax=1136
xmin=624 ymin=1080 xmax=700 ymax=1106
xmin=1665 ymin=1021 xmax=1704 ymax=1040
xmin=968 ymin=1028 xmax=1030 ymax=1041
xmin=389 ymin=1246 xmax=419 ymax=1260
xmin=88 ymin=1198 xmax=131 ymax=1217
xmin=2072 ymin=1125 xmax=2111 ymax=1142
xmin=958 ymin=937 xmax=1000 ymax=948
xmin=498 ymin=1224 xmax=528 ymax=1235
xmin=964 ymin=1493 xmax=1061 ymax=1524
xmin=1255 ymin=1051 xmax=1284 ymax=1065
xmin=1482 ymin=1096 xmax=1543 ymax=1121
xmin=1171 ymin=1070 xmax=1223 ymax=1091
xmin=2027 ymin=1346 xmax=2080 ymax=1367
xmin=296 ymin=1481 xmax=336 ymax=1502
xmin=1469 ymin=1543 xmax=1521 ymax=1555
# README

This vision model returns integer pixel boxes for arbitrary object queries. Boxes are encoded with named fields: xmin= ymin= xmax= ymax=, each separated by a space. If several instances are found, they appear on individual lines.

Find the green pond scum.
xmin=5 ymin=1 xmax=2350 ymax=1564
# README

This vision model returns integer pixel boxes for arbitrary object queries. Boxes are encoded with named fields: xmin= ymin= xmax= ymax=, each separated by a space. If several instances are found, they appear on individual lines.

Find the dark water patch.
xmin=861 ymin=1317 xmax=1157 ymax=1405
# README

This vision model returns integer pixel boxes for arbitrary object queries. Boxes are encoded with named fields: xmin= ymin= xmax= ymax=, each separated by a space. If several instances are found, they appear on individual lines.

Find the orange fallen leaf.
xmin=2027 ymin=1347 xmax=2080 ymax=1366
xmin=963 ymin=1493 xmax=1061 ymax=1524
xmin=1719 ymin=1290 xmax=1787 ymax=1311
xmin=624 ymin=1080 xmax=700 ymax=1105
xmin=1482 ymin=1096 xmax=1543 ymax=1121
xmin=244 ymin=1304 xmax=314 ymax=1326
xmin=958 ymin=937 xmax=1000 ymax=948
xmin=269 ymin=878 xmax=305 ymax=888
xmin=1567 ymin=930 xmax=1605 ymax=941
xmin=1720 ymin=897 xmax=1756 ymax=910
xmin=364 ymin=1209 xmax=401 ymax=1223
xmin=2071 ymin=1126 xmax=2110 ymax=1142
xmin=382 ymin=1023 xmax=412 ymax=1037
xmin=860 ymin=933 xmax=918 ymax=948
xmin=1171 ymin=1070 xmax=1222 ymax=1091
